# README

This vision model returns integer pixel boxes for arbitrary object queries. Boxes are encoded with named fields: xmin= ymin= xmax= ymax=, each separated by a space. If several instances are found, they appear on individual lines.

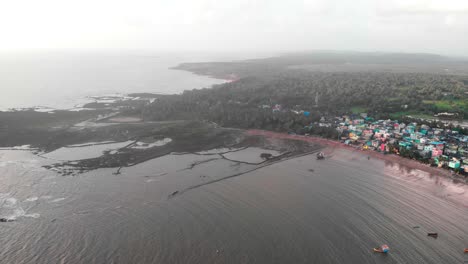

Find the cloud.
xmin=0 ymin=0 xmax=467 ymax=55
xmin=377 ymin=0 xmax=468 ymax=15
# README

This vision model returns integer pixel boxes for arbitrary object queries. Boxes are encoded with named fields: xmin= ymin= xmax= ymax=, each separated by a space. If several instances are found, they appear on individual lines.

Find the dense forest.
xmin=135 ymin=53 xmax=468 ymax=135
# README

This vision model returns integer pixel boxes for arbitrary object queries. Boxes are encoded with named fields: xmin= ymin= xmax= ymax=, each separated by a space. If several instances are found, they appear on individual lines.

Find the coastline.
xmin=2 ymin=126 xmax=466 ymax=263
xmin=2 ymin=52 xmax=467 ymax=263
xmin=246 ymin=129 xmax=467 ymax=183
xmin=1 ymin=82 xmax=465 ymax=185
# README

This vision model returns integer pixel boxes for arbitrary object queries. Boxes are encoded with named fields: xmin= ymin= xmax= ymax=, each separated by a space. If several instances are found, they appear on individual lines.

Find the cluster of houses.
xmin=264 ymin=104 xmax=467 ymax=175
xmin=330 ymin=113 xmax=468 ymax=175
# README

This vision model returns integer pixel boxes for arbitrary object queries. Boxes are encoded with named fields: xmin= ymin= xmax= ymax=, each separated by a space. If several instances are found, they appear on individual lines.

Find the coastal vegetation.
xmin=139 ymin=53 xmax=468 ymax=135
xmin=141 ymin=53 xmax=468 ymax=126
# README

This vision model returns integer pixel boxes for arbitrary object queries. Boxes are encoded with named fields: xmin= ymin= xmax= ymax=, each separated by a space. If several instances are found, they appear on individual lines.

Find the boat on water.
xmin=373 ymin=244 xmax=389 ymax=253
xmin=316 ymin=152 xmax=325 ymax=160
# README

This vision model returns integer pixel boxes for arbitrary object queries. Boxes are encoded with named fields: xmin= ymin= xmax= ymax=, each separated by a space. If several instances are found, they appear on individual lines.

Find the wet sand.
xmin=247 ymin=129 xmax=466 ymax=183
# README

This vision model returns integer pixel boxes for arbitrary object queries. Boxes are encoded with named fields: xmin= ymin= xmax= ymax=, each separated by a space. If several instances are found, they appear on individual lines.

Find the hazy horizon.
xmin=2 ymin=0 xmax=468 ymax=57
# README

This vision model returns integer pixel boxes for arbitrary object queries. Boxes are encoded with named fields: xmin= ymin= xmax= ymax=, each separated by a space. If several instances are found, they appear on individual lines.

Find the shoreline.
xmin=1 ymin=100 xmax=465 ymax=185
xmin=246 ymin=129 xmax=466 ymax=183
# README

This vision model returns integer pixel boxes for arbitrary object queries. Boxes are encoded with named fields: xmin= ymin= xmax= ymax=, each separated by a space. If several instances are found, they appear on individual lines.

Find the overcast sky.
xmin=1 ymin=0 xmax=468 ymax=56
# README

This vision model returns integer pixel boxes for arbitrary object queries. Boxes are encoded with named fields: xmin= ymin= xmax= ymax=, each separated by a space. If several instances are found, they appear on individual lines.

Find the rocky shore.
xmin=0 ymin=96 xmax=319 ymax=176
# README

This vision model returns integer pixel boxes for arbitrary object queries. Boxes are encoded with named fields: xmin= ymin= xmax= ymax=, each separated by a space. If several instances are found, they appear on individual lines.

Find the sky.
xmin=1 ymin=0 xmax=468 ymax=56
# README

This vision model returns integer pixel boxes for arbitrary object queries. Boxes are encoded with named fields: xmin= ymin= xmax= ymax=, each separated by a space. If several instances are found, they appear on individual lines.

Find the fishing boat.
xmin=316 ymin=152 xmax=325 ymax=160
xmin=373 ymin=244 xmax=389 ymax=253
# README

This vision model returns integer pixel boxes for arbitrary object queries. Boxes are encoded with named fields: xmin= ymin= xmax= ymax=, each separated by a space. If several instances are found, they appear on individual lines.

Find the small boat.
xmin=316 ymin=152 xmax=325 ymax=160
xmin=373 ymin=248 xmax=382 ymax=253
xmin=373 ymin=244 xmax=389 ymax=253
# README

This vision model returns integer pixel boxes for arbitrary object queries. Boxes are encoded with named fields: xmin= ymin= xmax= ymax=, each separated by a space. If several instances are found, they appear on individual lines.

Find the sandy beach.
xmin=247 ymin=129 xmax=468 ymax=207
xmin=247 ymin=129 xmax=464 ymax=179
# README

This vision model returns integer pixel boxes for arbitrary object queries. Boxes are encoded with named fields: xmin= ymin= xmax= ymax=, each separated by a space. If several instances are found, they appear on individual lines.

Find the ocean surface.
xmin=0 ymin=147 xmax=466 ymax=263
xmin=0 ymin=51 xmax=235 ymax=110
xmin=0 ymin=51 xmax=467 ymax=263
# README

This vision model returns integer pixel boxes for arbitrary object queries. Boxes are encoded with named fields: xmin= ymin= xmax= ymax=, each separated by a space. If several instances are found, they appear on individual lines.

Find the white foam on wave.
xmin=145 ymin=178 xmax=160 ymax=183
xmin=33 ymin=107 xmax=56 ymax=113
xmin=0 ymin=194 xmax=39 ymax=220
xmin=24 ymin=213 xmax=40 ymax=218
xmin=3 ymin=209 xmax=40 ymax=220
xmin=4 ymin=208 xmax=25 ymax=220
xmin=51 ymin=198 xmax=66 ymax=203
xmin=24 ymin=197 xmax=39 ymax=202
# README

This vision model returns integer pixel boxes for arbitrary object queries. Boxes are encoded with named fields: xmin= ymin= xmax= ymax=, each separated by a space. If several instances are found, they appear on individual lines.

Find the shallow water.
xmin=131 ymin=138 xmax=172 ymax=149
xmin=41 ymin=141 xmax=135 ymax=161
xmin=0 ymin=148 xmax=466 ymax=263
xmin=222 ymin=147 xmax=281 ymax=164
